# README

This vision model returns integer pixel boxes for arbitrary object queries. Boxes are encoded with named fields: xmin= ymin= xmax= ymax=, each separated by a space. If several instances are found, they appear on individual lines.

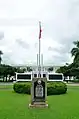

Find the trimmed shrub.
xmin=47 ymin=82 xmax=67 ymax=95
xmin=13 ymin=81 xmax=67 ymax=95
xmin=13 ymin=82 xmax=31 ymax=94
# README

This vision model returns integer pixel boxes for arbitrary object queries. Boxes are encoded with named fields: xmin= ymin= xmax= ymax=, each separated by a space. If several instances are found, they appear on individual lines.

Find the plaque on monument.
xmin=35 ymin=83 xmax=43 ymax=97
xmin=34 ymin=80 xmax=45 ymax=100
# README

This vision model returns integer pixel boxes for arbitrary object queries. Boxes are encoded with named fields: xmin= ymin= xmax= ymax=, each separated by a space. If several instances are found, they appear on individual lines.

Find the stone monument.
xmin=29 ymin=22 xmax=48 ymax=107
xmin=29 ymin=77 xmax=48 ymax=107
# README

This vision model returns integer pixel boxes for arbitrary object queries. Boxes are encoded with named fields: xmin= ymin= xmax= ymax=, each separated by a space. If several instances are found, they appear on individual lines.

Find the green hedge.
xmin=13 ymin=81 xmax=67 ymax=95
xmin=47 ymin=82 xmax=67 ymax=95
xmin=13 ymin=82 xmax=31 ymax=94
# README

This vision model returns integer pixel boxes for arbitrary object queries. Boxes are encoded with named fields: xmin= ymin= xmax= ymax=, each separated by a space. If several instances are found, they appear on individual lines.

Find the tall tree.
xmin=27 ymin=66 xmax=32 ymax=72
xmin=56 ymin=41 xmax=79 ymax=78
xmin=48 ymin=67 xmax=53 ymax=72
xmin=71 ymin=41 xmax=79 ymax=64
xmin=0 ymin=50 xmax=3 ymax=64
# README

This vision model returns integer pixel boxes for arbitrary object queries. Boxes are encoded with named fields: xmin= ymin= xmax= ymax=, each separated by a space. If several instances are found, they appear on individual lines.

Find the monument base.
xmin=29 ymin=102 xmax=48 ymax=108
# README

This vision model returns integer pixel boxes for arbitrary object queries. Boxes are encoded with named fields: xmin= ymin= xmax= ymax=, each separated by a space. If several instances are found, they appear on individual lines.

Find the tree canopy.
xmin=0 ymin=64 xmax=27 ymax=82
xmin=56 ymin=40 xmax=79 ymax=78
xmin=0 ymin=50 xmax=3 ymax=64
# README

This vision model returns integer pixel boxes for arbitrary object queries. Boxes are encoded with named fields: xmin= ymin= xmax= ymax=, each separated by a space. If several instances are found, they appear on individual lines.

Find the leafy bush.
xmin=13 ymin=81 xmax=67 ymax=95
xmin=13 ymin=82 xmax=31 ymax=94
xmin=47 ymin=82 xmax=67 ymax=95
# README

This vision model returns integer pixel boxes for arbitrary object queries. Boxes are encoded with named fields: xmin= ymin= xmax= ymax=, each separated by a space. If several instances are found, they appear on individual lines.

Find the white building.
xmin=14 ymin=65 xmax=61 ymax=73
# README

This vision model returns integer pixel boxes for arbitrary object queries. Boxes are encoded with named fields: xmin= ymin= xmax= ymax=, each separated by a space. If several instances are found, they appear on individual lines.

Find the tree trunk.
xmin=9 ymin=75 xmax=10 ymax=81
xmin=0 ymin=56 xmax=2 ymax=64
xmin=3 ymin=76 xmax=5 ymax=82
xmin=5 ymin=75 xmax=7 ymax=82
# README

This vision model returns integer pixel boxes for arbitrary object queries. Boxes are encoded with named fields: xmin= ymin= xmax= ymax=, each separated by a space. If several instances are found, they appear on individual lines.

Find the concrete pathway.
xmin=67 ymin=83 xmax=79 ymax=86
xmin=0 ymin=82 xmax=13 ymax=85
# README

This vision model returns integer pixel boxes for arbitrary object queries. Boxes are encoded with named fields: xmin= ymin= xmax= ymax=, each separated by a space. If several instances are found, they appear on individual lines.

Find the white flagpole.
xmin=41 ymin=54 xmax=43 ymax=72
xmin=38 ymin=21 xmax=41 ymax=77
xmin=37 ymin=54 xmax=38 ymax=71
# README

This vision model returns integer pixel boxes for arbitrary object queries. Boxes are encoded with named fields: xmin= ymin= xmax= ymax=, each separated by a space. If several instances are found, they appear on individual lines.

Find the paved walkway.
xmin=67 ymin=83 xmax=79 ymax=86
xmin=0 ymin=82 xmax=13 ymax=85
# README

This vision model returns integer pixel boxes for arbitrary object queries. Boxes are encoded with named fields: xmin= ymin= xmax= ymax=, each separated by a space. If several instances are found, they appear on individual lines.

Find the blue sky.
xmin=0 ymin=0 xmax=78 ymax=66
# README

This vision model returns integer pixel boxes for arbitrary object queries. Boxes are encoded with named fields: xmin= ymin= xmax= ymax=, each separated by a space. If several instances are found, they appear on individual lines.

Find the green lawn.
xmin=0 ymin=85 xmax=79 ymax=119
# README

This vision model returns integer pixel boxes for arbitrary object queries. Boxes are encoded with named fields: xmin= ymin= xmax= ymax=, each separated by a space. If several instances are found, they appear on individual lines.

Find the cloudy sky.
xmin=0 ymin=0 xmax=78 ymax=66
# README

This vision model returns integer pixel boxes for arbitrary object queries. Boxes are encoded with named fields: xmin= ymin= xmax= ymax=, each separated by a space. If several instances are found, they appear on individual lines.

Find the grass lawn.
xmin=0 ymin=85 xmax=79 ymax=119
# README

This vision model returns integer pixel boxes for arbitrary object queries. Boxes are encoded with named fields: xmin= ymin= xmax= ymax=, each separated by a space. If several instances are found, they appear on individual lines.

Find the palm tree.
xmin=0 ymin=50 xmax=3 ymax=64
xmin=71 ymin=41 xmax=79 ymax=65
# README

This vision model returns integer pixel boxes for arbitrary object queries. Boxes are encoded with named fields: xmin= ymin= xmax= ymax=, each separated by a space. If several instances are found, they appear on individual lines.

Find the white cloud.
xmin=0 ymin=0 xmax=79 ymax=66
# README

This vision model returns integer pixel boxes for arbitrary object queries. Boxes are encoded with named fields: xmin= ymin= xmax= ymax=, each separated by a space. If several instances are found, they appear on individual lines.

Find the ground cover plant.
xmin=0 ymin=84 xmax=79 ymax=119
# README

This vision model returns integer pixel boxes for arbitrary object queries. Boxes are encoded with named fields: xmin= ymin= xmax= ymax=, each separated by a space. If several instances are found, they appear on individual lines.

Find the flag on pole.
xmin=39 ymin=21 xmax=42 ymax=39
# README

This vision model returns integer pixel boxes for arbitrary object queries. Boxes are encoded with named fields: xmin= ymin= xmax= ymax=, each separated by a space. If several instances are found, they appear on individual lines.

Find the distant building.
xmin=14 ymin=65 xmax=61 ymax=73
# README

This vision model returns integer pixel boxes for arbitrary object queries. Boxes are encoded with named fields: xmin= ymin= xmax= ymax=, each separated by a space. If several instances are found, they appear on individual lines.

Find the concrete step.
xmin=29 ymin=103 xmax=48 ymax=108
xmin=34 ymin=102 xmax=46 ymax=105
